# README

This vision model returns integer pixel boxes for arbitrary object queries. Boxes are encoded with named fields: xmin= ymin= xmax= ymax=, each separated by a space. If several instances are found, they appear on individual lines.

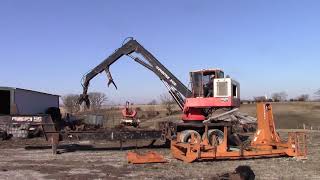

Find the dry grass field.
xmin=103 ymin=102 xmax=320 ymax=130
xmin=0 ymin=102 xmax=319 ymax=179
xmin=239 ymin=102 xmax=320 ymax=130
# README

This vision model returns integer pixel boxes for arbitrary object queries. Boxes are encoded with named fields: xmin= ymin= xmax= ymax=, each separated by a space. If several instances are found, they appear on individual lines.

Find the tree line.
xmin=62 ymin=92 xmax=107 ymax=114
xmin=62 ymin=92 xmax=177 ymax=115
xmin=62 ymin=89 xmax=320 ymax=114
xmin=256 ymin=89 xmax=320 ymax=102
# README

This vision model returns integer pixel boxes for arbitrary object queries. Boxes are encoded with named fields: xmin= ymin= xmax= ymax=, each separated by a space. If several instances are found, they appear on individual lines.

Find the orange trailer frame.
xmin=171 ymin=103 xmax=307 ymax=163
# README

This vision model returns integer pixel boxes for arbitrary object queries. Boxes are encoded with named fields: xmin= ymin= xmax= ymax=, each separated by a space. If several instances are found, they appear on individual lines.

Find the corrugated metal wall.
xmin=14 ymin=89 xmax=59 ymax=115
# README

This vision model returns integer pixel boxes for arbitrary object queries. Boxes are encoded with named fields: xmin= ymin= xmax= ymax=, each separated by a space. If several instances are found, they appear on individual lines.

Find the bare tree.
xmin=272 ymin=92 xmax=288 ymax=102
xmin=297 ymin=94 xmax=309 ymax=102
xmin=88 ymin=92 xmax=108 ymax=111
xmin=148 ymin=99 xmax=157 ymax=105
xmin=314 ymin=90 xmax=320 ymax=101
xmin=160 ymin=93 xmax=176 ymax=115
xmin=253 ymin=96 xmax=267 ymax=102
xmin=62 ymin=94 xmax=80 ymax=114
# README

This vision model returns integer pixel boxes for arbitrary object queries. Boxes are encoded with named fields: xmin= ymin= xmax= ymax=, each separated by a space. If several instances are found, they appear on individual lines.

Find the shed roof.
xmin=0 ymin=87 xmax=60 ymax=97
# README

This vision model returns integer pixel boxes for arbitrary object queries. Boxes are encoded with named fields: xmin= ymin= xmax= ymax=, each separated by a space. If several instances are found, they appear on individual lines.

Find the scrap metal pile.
xmin=205 ymin=108 xmax=257 ymax=132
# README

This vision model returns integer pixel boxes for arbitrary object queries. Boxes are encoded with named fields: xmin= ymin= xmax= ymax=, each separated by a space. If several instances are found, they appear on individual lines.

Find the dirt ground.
xmin=0 ymin=131 xmax=319 ymax=180
xmin=0 ymin=102 xmax=320 ymax=179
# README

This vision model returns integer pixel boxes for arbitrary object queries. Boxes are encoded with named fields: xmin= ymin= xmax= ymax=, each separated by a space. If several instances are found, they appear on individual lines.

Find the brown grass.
xmin=61 ymin=102 xmax=320 ymax=130
xmin=240 ymin=102 xmax=320 ymax=130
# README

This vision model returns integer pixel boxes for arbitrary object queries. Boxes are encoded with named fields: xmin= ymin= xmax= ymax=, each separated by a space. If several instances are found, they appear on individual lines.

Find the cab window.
xmin=218 ymin=71 xmax=224 ymax=78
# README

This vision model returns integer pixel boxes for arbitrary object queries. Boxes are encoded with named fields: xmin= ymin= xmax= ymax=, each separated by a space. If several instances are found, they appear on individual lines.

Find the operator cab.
xmin=189 ymin=69 xmax=240 ymax=107
xmin=190 ymin=69 xmax=225 ymax=97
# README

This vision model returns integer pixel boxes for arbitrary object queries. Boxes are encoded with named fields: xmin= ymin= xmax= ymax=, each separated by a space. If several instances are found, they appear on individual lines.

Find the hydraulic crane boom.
xmin=78 ymin=38 xmax=192 ymax=109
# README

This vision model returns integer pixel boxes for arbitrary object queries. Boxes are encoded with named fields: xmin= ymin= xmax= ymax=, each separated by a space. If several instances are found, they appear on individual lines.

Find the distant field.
xmin=130 ymin=102 xmax=320 ymax=130
xmin=62 ymin=102 xmax=320 ymax=130
xmin=135 ymin=102 xmax=320 ymax=130
xmin=240 ymin=102 xmax=320 ymax=130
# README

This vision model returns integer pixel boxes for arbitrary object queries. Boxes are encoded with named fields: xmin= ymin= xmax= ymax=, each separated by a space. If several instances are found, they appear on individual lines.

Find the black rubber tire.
xmin=205 ymin=129 xmax=224 ymax=145
xmin=179 ymin=130 xmax=201 ymax=143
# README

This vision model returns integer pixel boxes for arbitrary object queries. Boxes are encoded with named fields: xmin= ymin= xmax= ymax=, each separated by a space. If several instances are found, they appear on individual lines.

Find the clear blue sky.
xmin=1 ymin=1 xmax=319 ymax=104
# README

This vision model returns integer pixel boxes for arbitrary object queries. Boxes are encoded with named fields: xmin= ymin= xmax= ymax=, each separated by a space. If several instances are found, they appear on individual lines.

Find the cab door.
xmin=190 ymin=72 xmax=204 ymax=97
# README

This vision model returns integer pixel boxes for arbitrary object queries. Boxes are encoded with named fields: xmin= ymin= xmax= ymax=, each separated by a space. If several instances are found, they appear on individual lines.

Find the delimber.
xmin=170 ymin=103 xmax=307 ymax=163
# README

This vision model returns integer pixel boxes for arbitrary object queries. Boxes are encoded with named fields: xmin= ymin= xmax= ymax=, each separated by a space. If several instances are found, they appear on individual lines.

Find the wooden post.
xmin=51 ymin=134 xmax=59 ymax=155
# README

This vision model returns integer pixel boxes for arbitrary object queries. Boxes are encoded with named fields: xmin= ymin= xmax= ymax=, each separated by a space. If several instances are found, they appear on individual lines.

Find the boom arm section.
xmin=79 ymin=38 xmax=192 ymax=109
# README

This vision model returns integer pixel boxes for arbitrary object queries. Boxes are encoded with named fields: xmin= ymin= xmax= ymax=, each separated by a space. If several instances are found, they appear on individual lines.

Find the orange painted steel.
xmin=171 ymin=103 xmax=307 ymax=163
xmin=127 ymin=151 xmax=167 ymax=164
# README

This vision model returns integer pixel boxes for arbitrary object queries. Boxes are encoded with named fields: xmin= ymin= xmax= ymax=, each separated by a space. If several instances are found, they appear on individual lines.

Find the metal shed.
xmin=0 ymin=87 xmax=59 ymax=115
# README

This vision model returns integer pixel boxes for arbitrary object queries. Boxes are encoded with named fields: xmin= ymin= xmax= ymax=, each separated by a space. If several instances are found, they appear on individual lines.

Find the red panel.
xmin=182 ymin=108 xmax=206 ymax=121
xmin=181 ymin=97 xmax=240 ymax=121
xmin=184 ymin=97 xmax=240 ymax=108
xmin=122 ymin=109 xmax=137 ymax=118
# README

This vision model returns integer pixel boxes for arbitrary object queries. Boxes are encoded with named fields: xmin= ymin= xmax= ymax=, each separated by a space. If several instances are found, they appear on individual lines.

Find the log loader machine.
xmin=120 ymin=101 xmax=140 ymax=127
xmin=78 ymin=37 xmax=243 ymax=143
